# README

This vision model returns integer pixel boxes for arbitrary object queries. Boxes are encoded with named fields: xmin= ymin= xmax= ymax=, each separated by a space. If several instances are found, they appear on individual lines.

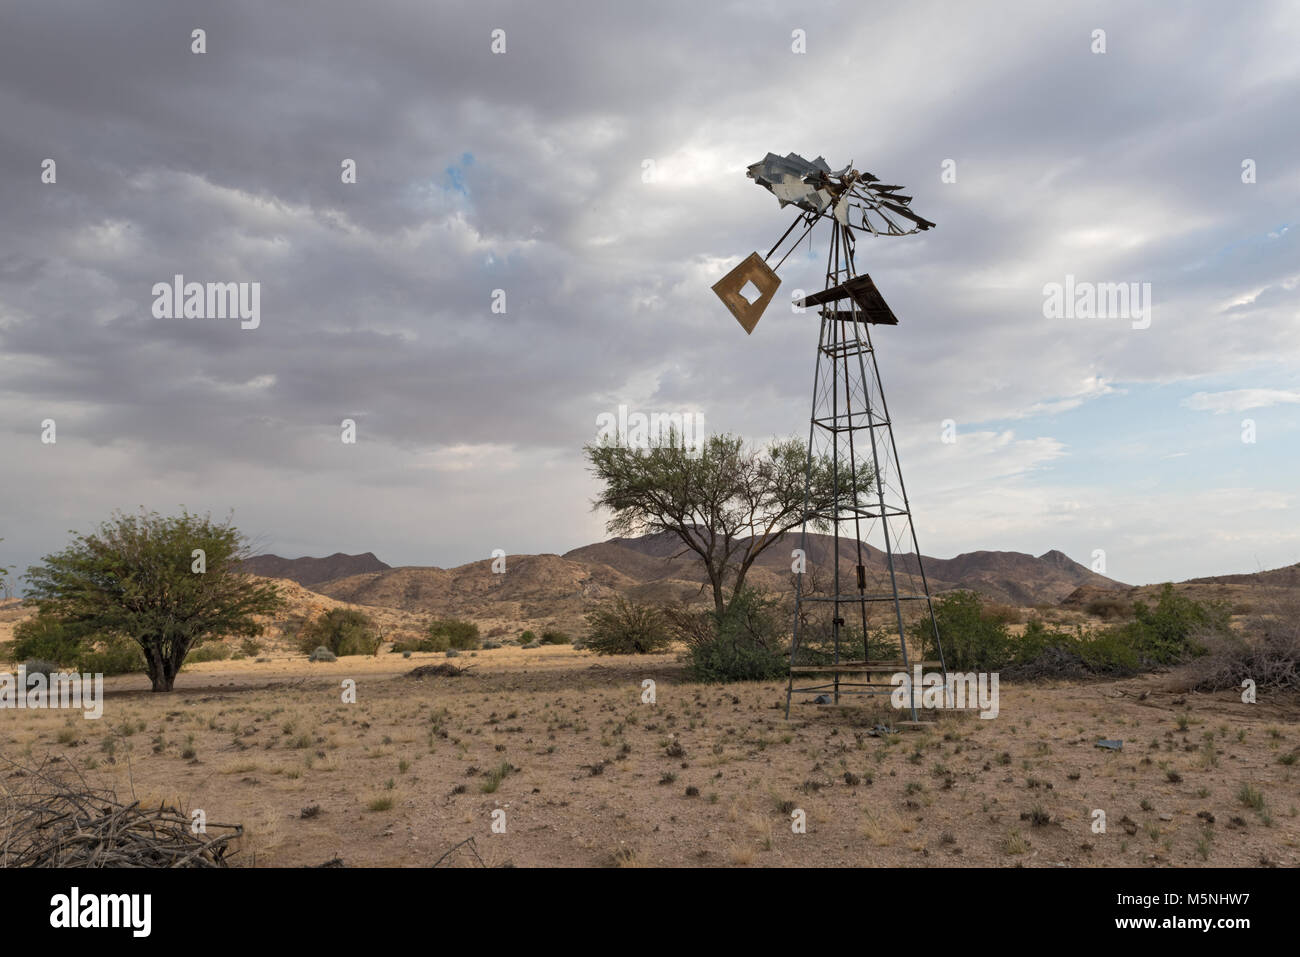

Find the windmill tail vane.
xmin=711 ymin=151 xmax=948 ymax=722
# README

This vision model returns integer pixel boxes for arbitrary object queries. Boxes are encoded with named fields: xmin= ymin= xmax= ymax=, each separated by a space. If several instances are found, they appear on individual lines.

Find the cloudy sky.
xmin=1 ymin=0 xmax=1297 ymax=589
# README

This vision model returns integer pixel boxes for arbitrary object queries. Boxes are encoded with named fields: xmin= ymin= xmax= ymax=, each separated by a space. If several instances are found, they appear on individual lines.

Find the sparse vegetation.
xmin=918 ymin=586 xmax=1230 ymax=680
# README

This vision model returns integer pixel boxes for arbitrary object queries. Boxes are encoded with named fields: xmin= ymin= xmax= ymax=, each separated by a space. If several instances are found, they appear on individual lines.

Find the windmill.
xmin=712 ymin=152 xmax=946 ymax=722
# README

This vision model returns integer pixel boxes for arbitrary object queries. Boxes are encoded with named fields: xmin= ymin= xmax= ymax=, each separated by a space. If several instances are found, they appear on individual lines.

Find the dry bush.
xmin=982 ymin=602 xmax=1024 ymax=626
xmin=1183 ymin=590 xmax=1300 ymax=692
xmin=1085 ymin=597 xmax=1130 ymax=620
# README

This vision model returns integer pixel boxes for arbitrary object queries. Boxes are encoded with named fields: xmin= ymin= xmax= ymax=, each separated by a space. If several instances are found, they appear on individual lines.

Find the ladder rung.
xmin=790 ymin=660 xmax=940 ymax=673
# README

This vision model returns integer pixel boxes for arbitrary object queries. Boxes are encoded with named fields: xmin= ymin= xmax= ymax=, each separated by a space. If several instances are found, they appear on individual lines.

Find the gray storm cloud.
xmin=1 ymin=0 xmax=1297 ymax=584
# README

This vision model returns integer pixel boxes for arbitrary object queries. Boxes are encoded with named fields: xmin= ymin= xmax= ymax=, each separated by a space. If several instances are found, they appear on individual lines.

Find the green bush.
xmin=298 ymin=609 xmax=381 ymax=657
xmin=22 ymin=659 xmax=57 ymax=678
xmin=679 ymin=588 xmax=787 ymax=682
xmin=539 ymin=630 xmax=571 ymax=645
xmin=1077 ymin=628 xmax=1141 ymax=674
xmin=1002 ymin=619 xmax=1139 ymax=679
xmin=12 ymin=615 xmax=85 ymax=666
xmin=12 ymin=615 xmax=145 ymax=676
xmin=914 ymin=591 xmax=1012 ymax=671
xmin=584 ymin=597 xmax=671 ymax=655
xmin=78 ymin=638 xmax=146 ymax=676
xmin=796 ymin=621 xmax=901 ymax=666
xmin=186 ymin=643 xmax=232 ymax=664
xmin=425 ymin=618 xmax=480 ymax=652
xmin=1009 ymin=618 xmax=1074 ymax=664
xmin=1118 ymin=583 xmax=1229 ymax=665
xmin=519 ymin=630 xmax=537 ymax=645
xmin=942 ymin=586 xmax=1222 ymax=681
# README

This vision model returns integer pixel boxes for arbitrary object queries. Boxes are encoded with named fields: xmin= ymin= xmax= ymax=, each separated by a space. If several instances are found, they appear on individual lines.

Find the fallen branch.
xmin=0 ymin=755 xmax=241 ymax=868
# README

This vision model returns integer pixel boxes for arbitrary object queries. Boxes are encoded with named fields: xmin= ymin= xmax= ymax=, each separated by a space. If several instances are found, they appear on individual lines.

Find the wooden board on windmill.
xmin=797 ymin=274 xmax=900 ymax=326
xmin=711 ymin=251 xmax=781 ymax=334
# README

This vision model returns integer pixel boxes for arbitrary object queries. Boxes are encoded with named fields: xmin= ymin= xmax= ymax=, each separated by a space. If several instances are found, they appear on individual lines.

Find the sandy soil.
xmin=2 ymin=645 xmax=1296 ymax=867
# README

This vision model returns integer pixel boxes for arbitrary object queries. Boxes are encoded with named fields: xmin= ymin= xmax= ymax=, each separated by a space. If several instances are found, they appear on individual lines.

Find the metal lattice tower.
xmin=711 ymin=152 xmax=947 ymax=721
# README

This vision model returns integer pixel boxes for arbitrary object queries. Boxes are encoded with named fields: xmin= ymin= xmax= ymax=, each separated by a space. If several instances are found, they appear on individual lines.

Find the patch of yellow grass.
xmin=728 ymin=843 xmax=756 ymax=865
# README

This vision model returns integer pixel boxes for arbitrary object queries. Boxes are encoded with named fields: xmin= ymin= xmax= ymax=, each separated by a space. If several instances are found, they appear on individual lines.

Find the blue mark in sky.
xmin=444 ymin=152 xmax=474 ymax=196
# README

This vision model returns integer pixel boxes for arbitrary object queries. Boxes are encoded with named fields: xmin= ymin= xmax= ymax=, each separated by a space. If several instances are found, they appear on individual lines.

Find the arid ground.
xmin=3 ymin=645 xmax=1296 ymax=867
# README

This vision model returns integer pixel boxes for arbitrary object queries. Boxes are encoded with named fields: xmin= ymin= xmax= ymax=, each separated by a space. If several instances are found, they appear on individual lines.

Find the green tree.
xmin=23 ymin=509 xmax=283 ymax=692
xmin=585 ymin=432 xmax=873 ymax=616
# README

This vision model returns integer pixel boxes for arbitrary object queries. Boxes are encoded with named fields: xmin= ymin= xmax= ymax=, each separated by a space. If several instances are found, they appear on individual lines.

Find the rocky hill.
xmin=253 ymin=533 xmax=1130 ymax=638
xmin=240 ymin=552 xmax=390 ymax=586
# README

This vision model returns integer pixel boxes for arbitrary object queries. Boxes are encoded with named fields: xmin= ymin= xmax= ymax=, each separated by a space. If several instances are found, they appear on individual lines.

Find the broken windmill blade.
xmin=708 ymin=150 xmax=947 ymax=721
xmin=712 ymin=151 xmax=933 ymax=334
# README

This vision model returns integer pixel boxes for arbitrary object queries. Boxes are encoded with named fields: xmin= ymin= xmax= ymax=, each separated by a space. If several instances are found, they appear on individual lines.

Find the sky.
xmin=1 ymin=0 xmax=1297 ymax=590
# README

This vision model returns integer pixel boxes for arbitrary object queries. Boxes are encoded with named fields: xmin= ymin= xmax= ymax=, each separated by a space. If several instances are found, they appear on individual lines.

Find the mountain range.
xmin=246 ymin=534 xmax=1130 ymax=630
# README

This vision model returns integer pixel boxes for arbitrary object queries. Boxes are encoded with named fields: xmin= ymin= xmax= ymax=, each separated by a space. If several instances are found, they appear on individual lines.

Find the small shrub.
xmin=584 ymin=597 xmax=671 ymax=655
xmin=1085 ymin=597 xmax=1130 ymax=620
xmin=481 ymin=761 xmax=513 ymax=793
xmin=1077 ymin=629 xmax=1141 ymax=674
xmin=309 ymin=646 xmax=338 ymax=663
xmin=1238 ymin=783 xmax=1266 ymax=812
xmin=982 ymin=602 xmax=1024 ymax=626
xmin=77 ymin=638 xmax=146 ymax=677
xmin=674 ymin=588 xmax=787 ymax=682
xmin=12 ymin=615 xmax=85 ymax=666
xmin=187 ymin=643 xmax=232 ymax=664
xmin=424 ymin=618 xmax=480 ymax=652
xmin=22 ymin=659 xmax=57 ymax=679
xmin=1119 ymin=583 xmax=1230 ymax=666
xmin=539 ymin=630 xmax=571 ymax=645
xmin=298 ymin=609 xmax=380 ymax=657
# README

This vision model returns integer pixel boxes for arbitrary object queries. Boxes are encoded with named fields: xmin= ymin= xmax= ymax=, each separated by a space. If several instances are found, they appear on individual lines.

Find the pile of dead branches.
xmin=1184 ymin=590 xmax=1300 ymax=693
xmin=407 ymin=662 xmax=474 ymax=679
xmin=0 ymin=757 xmax=241 ymax=868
